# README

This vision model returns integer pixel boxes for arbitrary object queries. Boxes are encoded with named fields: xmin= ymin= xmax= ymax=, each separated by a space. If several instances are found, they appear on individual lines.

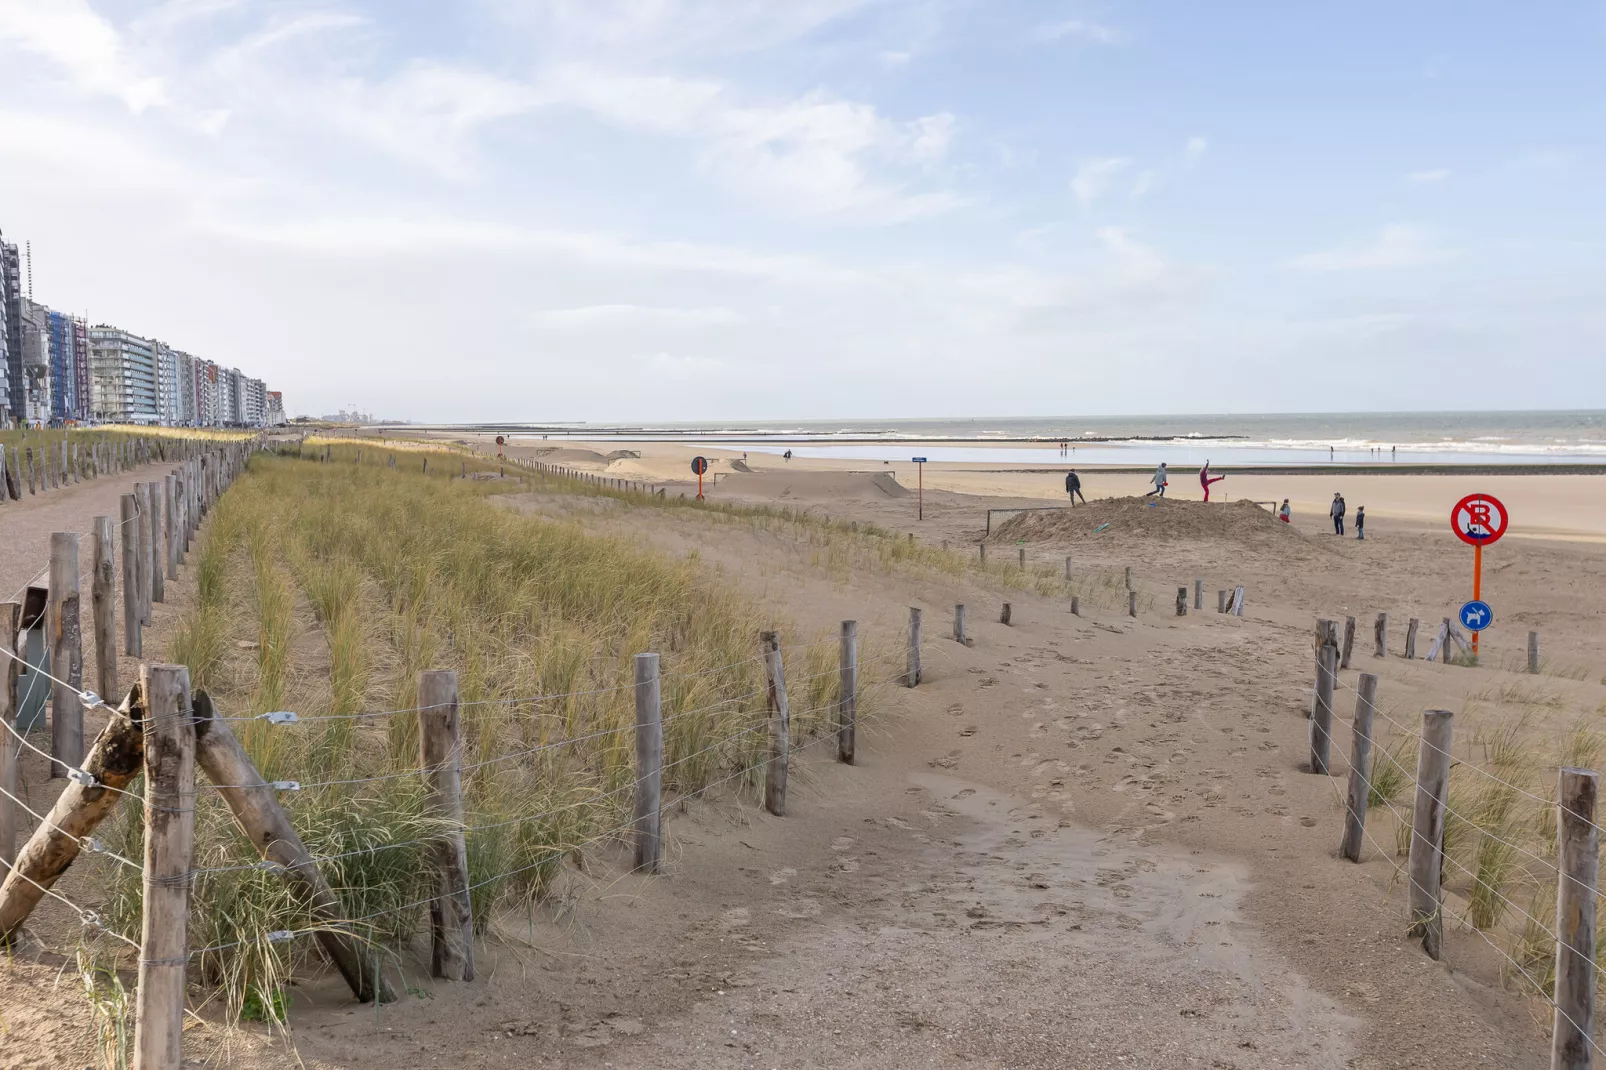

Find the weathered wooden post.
xmin=164 ymin=475 xmax=179 ymax=581
xmin=1070 ymin=596 xmax=1080 ymax=616
xmin=1124 ymin=566 xmax=1133 ymax=591
xmin=1339 ymin=673 xmax=1378 ymax=862
xmin=1065 ymin=556 xmax=1072 ymax=580
xmin=761 ymin=632 xmax=790 ymax=817
xmin=906 ymin=607 xmax=921 ymax=687
xmin=1017 ymin=547 xmax=1026 ymax=570
xmin=1529 ymin=631 xmax=1540 ymax=675
xmin=1128 ymin=591 xmax=1137 ymax=618
xmin=1000 ymin=602 xmax=1012 ymax=626
xmin=134 ymin=664 xmax=196 ymax=1070
xmin=1311 ymin=620 xmax=1338 ymax=775
xmin=136 ymin=482 xmax=153 ymax=625
xmin=1374 ymin=612 xmax=1388 ymax=658
xmin=1404 ymin=618 xmax=1420 ymax=660
xmin=953 ymin=604 xmax=967 ymax=644
xmin=632 ymin=653 xmax=662 ymax=874
xmin=1194 ymin=579 xmax=1203 ymax=611
xmin=418 ymin=670 xmax=474 ymax=981
xmin=48 ymin=533 xmax=85 ymax=777
xmin=148 ymin=483 xmax=165 ymax=605
xmin=121 ymin=494 xmax=140 ymax=656
xmin=0 ymin=603 xmax=17 ymax=866
xmin=1341 ymin=615 xmax=1356 ymax=669
xmin=1217 ymin=590 xmax=1227 ymax=614
xmin=978 ymin=543 xmax=986 ymax=565
xmin=1176 ymin=587 xmax=1187 ymax=616
xmin=192 ymin=694 xmax=394 ymax=1002
xmin=838 ymin=621 xmax=857 ymax=764
xmin=1552 ymin=767 xmax=1598 ymax=1070
xmin=1407 ymin=709 xmax=1454 ymax=960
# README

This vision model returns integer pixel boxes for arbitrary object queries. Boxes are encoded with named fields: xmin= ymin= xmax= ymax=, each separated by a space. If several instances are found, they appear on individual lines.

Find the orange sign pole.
xmin=1472 ymin=542 xmax=1482 ymax=657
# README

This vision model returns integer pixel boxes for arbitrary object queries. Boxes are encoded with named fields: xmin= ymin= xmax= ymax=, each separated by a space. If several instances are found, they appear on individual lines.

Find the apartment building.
xmin=46 ymin=308 xmax=89 ymax=423
xmin=20 ymin=299 xmax=52 ymax=425
xmin=1 ymin=235 xmax=19 ymax=423
xmin=88 ymin=325 xmax=160 ymax=424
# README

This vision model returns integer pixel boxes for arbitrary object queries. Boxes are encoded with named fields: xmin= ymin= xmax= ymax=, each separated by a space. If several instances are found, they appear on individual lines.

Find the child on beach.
xmin=1278 ymin=500 xmax=1291 ymax=523
xmin=1145 ymin=462 xmax=1168 ymax=497
xmin=1355 ymin=506 xmax=1365 ymax=540
xmin=1199 ymin=461 xmax=1226 ymax=502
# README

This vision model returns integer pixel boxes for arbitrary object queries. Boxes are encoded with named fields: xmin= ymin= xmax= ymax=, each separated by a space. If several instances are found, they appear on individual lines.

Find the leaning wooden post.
xmin=1529 ymin=631 xmax=1540 ymax=675
xmin=0 ymin=603 xmax=18 ymax=867
xmin=48 ymin=533 xmax=85 ymax=778
xmin=905 ymin=607 xmax=922 ymax=687
xmin=1193 ymin=579 xmax=1203 ymax=611
xmin=120 ymin=494 xmax=141 ymax=656
xmin=1404 ymin=617 xmax=1420 ymax=660
xmin=1552 ymin=767 xmax=1599 ymax=1070
xmin=192 ymin=693 xmax=395 ymax=1002
xmin=417 ymin=670 xmax=474 ymax=981
xmin=148 ymin=483 xmax=165 ymax=606
xmin=632 ymin=654 xmax=662 ymax=874
xmin=1175 ymin=588 xmax=1187 ymax=616
xmin=1339 ymin=673 xmax=1379 ymax=862
xmin=1128 ymin=590 xmax=1137 ymax=618
xmin=1375 ymin=612 xmax=1388 ymax=658
xmin=838 ymin=621 xmax=857 ymax=764
xmin=134 ymin=664 xmax=196 ymax=1070
xmin=761 ymin=632 xmax=790 ymax=816
xmin=953 ymin=604 xmax=968 ymax=644
xmin=1341 ymin=615 xmax=1356 ymax=669
xmin=1407 ymin=709 xmax=1454 ymax=960
xmin=1311 ymin=619 xmax=1338 ymax=775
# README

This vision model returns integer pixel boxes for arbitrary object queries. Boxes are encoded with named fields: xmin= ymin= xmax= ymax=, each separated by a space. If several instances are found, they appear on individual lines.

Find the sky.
xmin=0 ymin=0 xmax=1601 ymax=422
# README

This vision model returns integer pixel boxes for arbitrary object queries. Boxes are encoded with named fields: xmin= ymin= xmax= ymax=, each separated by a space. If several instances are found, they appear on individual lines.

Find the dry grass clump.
xmin=95 ymin=448 xmax=891 ymax=1027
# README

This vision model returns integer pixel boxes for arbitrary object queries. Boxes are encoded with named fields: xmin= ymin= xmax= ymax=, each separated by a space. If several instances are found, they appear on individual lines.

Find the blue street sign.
xmin=1459 ymin=600 xmax=1493 ymax=632
xmin=911 ymin=457 xmax=927 ymax=463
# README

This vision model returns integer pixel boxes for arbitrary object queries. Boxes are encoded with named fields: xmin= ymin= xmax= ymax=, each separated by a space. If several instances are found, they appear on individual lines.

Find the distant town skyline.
xmin=0 ymin=1 xmax=1600 ymax=421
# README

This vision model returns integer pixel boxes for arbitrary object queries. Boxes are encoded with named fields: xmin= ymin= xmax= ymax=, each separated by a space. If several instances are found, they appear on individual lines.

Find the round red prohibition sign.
xmin=1451 ymin=493 xmax=1508 ymax=547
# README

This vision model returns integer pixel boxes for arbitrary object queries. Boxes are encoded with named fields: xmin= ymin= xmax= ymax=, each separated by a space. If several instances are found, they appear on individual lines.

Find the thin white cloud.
xmin=1071 ymin=156 xmax=1131 ymax=205
xmin=0 ymin=0 xmax=166 ymax=111
xmin=1408 ymin=168 xmax=1450 ymax=183
xmin=1184 ymin=136 xmax=1208 ymax=169
xmin=1288 ymin=225 xmax=1452 ymax=272
xmin=1129 ymin=170 xmax=1157 ymax=199
xmin=531 ymin=304 xmax=746 ymax=328
xmin=1035 ymin=19 xmax=1118 ymax=44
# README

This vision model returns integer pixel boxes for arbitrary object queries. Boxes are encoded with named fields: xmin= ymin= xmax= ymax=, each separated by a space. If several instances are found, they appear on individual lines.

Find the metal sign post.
xmin=691 ymin=456 xmax=709 ymax=501
xmin=1451 ymin=493 xmax=1508 ymax=658
xmin=911 ymin=457 xmax=927 ymax=520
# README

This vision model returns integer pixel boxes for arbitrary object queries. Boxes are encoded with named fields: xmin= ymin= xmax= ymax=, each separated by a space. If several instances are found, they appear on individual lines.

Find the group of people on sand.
xmin=1275 ymin=493 xmax=1364 ymax=538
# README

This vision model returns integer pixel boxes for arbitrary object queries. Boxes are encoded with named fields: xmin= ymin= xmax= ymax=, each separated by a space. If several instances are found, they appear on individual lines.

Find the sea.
xmin=490 ymin=411 xmax=1606 ymax=468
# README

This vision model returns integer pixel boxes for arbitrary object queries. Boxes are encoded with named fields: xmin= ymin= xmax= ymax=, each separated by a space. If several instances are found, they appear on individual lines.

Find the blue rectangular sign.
xmin=911 ymin=457 xmax=927 ymax=463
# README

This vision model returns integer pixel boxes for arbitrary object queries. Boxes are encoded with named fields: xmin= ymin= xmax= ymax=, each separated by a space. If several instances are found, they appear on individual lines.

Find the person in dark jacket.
xmin=1330 ymin=493 xmax=1346 ymax=535
xmin=1065 ymin=469 xmax=1086 ymax=505
xmin=1355 ymin=506 xmax=1366 ymax=540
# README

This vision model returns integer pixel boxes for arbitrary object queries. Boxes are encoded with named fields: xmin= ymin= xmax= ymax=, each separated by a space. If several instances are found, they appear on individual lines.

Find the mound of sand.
xmin=536 ymin=447 xmax=609 ymax=463
xmin=729 ymin=459 xmax=754 ymax=473
xmin=604 ymin=450 xmax=641 ymax=460
xmin=992 ymin=497 xmax=1296 ymax=544
xmin=716 ymin=470 xmax=909 ymax=502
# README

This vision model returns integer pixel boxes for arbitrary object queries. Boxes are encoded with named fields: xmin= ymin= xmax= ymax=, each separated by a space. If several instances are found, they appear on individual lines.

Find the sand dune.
xmin=715 ymin=470 xmax=910 ymax=502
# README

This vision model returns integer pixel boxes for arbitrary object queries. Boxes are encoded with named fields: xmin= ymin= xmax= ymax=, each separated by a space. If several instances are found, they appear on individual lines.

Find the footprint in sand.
xmin=768 ymin=867 xmax=797 ymax=885
xmin=959 ymin=725 xmax=978 ymax=737
xmin=830 ymin=837 xmax=857 ymax=851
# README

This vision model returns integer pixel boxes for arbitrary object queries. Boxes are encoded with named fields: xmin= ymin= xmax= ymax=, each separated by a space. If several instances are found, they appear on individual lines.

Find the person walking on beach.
xmin=1330 ymin=492 xmax=1346 ymax=535
xmin=783 ymin=449 xmax=793 ymax=462
xmin=1355 ymin=505 xmax=1366 ymax=540
xmin=1278 ymin=499 xmax=1291 ymax=523
xmin=1199 ymin=460 xmax=1226 ymax=502
xmin=1145 ymin=462 xmax=1168 ymax=498
xmin=1065 ymin=469 xmax=1086 ymax=505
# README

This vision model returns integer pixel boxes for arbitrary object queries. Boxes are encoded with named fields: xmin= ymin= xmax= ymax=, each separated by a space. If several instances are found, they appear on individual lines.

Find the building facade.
xmin=265 ymin=391 xmax=285 ymax=425
xmin=1 ymin=236 xmax=20 ymax=424
xmin=20 ymin=299 xmax=52 ymax=425
xmin=46 ymin=309 xmax=89 ymax=423
xmin=89 ymin=326 xmax=160 ymax=424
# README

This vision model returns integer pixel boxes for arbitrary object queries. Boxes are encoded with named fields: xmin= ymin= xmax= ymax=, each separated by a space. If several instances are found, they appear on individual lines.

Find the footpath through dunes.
xmin=991 ymin=496 xmax=1299 ymax=545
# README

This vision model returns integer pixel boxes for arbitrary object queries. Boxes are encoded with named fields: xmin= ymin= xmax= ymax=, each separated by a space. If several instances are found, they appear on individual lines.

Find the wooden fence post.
xmin=1176 ymin=588 xmax=1187 ymax=616
xmin=632 ymin=653 xmax=662 ymax=874
xmin=149 ymin=483 xmax=165 ymax=606
xmin=121 ymin=494 xmax=141 ymax=657
xmin=1124 ymin=566 xmax=1133 ymax=591
xmin=1217 ymin=590 xmax=1226 ymax=614
xmin=1070 ymin=596 xmax=1080 ymax=616
xmin=978 ymin=543 xmax=985 ymax=565
xmin=906 ymin=607 xmax=921 ymax=687
xmin=953 ymin=604 xmax=967 ymax=644
xmin=1404 ymin=617 xmax=1420 ymax=660
xmin=838 ymin=621 xmax=857 ymax=765
xmin=1194 ymin=579 xmax=1203 ymax=611
xmin=1017 ymin=548 xmax=1026 ymax=570
xmin=191 ymin=692 xmax=394 ymax=1002
xmin=1311 ymin=620 xmax=1338 ymax=775
xmin=164 ymin=475 xmax=178 ymax=581
xmin=1529 ymin=631 xmax=1540 ymax=675
xmin=1339 ymin=673 xmax=1378 ymax=862
xmin=1552 ymin=767 xmax=1598 ymax=1070
xmin=1375 ymin=612 xmax=1388 ymax=658
xmin=418 ymin=669 xmax=474 ymax=981
xmin=1128 ymin=591 xmax=1137 ymax=618
xmin=133 ymin=664 xmax=195 ymax=1070
xmin=48 ymin=533 xmax=84 ymax=778
xmin=136 ymin=482 xmax=153 ymax=625
xmin=761 ymin=632 xmax=790 ymax=817
xmin=1000 ymin=602 xmax=1012 ymax=626
xmin=1408 ymin=709 xmax=1454 ymax=960
xmin=1065 ymin=556 xmax=1072 ymax=580
xmin=0 ymin=603 xmax=17 ymax=867
xmin=1341 ymin=615 xmax=1356 ymax=669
